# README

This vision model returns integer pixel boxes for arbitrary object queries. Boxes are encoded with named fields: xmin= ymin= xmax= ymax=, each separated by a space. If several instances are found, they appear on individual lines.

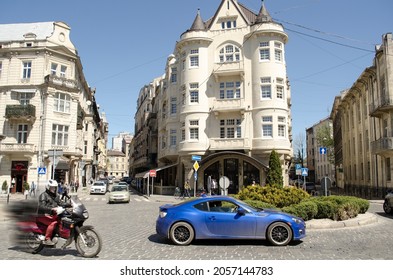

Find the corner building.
xmin=132 ymin=0 xmax=293 ymax=194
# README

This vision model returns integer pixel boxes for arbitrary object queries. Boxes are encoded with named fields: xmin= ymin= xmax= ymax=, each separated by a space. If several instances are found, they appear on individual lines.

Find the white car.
xmin=90 ymin=181 xmax=107 ymax=195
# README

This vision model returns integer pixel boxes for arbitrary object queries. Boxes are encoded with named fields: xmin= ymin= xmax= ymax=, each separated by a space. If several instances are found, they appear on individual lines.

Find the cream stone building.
xmin=331 ymin=33 xmax=393 ymax=197
xmin=0 ymin=21 xmax=107 ymax=193
xmin=131 ymin=0 xmax=293 ymax=195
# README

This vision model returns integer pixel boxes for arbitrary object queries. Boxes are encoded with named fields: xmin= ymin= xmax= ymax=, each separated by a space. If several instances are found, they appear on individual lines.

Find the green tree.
xmin=315 ymin=123 xmax=335 ymax=164
xmin=266 ymin=150 xmax=283 ymax=188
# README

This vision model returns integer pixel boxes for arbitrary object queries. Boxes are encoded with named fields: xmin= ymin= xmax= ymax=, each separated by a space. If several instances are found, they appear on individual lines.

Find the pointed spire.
xmin=189 ymin=8 xmax=205 ymax=31
xmin=255 ymin=0 xmax=273 ymax=24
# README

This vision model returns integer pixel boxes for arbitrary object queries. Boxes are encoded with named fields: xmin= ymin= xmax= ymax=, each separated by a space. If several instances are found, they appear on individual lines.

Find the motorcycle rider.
xmin=38 ymin=179 xmax=71 ymax=245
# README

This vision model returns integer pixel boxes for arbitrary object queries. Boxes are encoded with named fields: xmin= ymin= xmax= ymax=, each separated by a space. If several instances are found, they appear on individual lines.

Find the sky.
xmin=2 ymin=0 xmax=392 ymax=149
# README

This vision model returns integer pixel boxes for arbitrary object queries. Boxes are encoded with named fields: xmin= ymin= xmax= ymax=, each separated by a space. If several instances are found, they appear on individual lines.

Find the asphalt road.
xmin=1 ymin=192 xmax=392 ymax=260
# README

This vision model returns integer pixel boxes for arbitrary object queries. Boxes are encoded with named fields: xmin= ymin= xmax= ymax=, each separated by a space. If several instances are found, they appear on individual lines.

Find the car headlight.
xmin=159 ymin=211 xmax=167 ymax=218
xmin=292 ymin=217 xmax=303 ymax=224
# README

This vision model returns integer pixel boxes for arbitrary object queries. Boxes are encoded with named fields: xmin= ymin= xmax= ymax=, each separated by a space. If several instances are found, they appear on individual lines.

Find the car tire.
xmin=266 ymin=222 xmax=293 ymax=246
xmin=383 ymin=201 xmax=392 ymax=214
xmin=169 ymin=222 xmax=194 ymax=246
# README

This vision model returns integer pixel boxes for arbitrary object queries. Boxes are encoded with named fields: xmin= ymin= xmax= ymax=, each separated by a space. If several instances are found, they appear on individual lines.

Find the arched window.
xmin=219 ymin=44 xmax=241 ymax=63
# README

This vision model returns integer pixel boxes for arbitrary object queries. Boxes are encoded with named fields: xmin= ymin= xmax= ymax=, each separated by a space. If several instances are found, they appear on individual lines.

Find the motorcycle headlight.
xmin=83 ymin=210 xmax=89 ymax=219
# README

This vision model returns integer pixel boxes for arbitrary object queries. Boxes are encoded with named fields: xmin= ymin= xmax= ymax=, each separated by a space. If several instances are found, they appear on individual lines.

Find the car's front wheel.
xmin=266 ymin=222 xmax=293 ymax=246
xmin=383 ymin=201 xmax=392 ymax=214
xmin=169 ymin=222 xmax=194 ymax=246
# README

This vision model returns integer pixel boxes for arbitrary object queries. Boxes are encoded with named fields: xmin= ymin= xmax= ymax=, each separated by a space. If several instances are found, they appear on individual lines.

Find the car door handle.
xmin=208 ymin=216 xmax=216 ymax=221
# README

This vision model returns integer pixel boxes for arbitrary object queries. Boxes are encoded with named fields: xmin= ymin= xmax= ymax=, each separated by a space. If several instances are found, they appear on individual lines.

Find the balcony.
xmin=369 ymin=96 xmax=393 ymax=117
xmin=371 ymin=137 xmax=393 ymax=155
xmin=5 ymin=104 xmax=36 ymax=123
xmin=211 ymin=98 xmax=246 ymax=115
xmin=209 ymin=138 xmax=250 ymax=151
xmin=0 ymin=143 xmax=36 ymax=154
xmin=45 ymin=74 xmax=79 ymax=92
xmin=213 ymin=61 xmax=244 ymax=81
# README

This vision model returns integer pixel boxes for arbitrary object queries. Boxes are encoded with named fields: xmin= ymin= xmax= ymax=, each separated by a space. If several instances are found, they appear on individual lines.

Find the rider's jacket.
xmin=38 ymin=189 xmax=71 ymax=215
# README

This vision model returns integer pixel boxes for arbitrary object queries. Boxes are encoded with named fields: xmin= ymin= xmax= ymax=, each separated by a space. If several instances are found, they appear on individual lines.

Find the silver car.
xmin=383 ymin=190 xmax=393 ymax=214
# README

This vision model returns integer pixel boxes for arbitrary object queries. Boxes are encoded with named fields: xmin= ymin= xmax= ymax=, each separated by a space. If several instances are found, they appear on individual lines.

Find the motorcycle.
xmin=8 ymin=195 xmax=102 ymax=258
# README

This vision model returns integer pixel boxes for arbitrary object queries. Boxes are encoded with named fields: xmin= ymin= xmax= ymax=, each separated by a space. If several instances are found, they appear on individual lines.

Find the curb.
xmin=306 ymin=212 xmax=378 ymax=230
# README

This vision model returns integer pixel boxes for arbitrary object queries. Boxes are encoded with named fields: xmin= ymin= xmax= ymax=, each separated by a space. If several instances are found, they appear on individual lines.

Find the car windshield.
xmin=112 ymin=186 xmax=128 ymax=192
xmin=94 ymin=182 xmax=105 ymax=186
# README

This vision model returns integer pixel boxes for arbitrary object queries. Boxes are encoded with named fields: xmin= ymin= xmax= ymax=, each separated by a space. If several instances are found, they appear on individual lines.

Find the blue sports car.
xmin=156 ymin=196 xmax=306 ymax=246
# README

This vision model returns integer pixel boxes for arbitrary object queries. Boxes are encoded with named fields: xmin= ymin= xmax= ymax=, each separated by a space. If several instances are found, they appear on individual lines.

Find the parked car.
xmin=304 ymin=182 xmax=316 ymax=194
xmin=290 ymin=178 xmax=303 ymax=187
xmin=383 ymin=190 xmax=393 ymax=214
xmin=90 ymin=181 xmax=107 ymax=195
xmin=121 ymin=176 xmax=132 ymax=184
xmin=156 ymin=196 xmax=306 ymax=246
xmin=108 ymin=184 xmax=130 ymax=204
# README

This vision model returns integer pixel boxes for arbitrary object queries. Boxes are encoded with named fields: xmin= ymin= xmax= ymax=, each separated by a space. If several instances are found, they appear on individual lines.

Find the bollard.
xmin=7 ymin=193 xmax=9 ymax=204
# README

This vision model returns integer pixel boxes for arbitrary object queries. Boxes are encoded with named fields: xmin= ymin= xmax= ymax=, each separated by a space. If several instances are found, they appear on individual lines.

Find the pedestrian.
xmin=184 ymin=179 xmax=191 ymax=198
xmin=75 ymin=181 xmax=79 ymax=193
xmin=30 ymin=181 xmax=36 ymax=197
xmin=61 ymin=183 xmax=70 ymax=201
xmin=10 ymin=177 xmax=15 ymax=193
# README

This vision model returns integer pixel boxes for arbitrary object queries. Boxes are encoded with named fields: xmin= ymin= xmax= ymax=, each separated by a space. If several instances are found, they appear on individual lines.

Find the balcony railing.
xmin=5 ymin=104 xmax=36 ymax=122
xmin=211 ymin=98 xmax=245 ymax=114
xmin=371 ymin=137 xmax=393 ymax=154
xmin=213 ymin=61 xmax=244 ymax=77
xmin=209 ymin=138 xmax=250 ymax=150
xmin=45 ymin=75 xmax=79 ymax=92
xmin=369 ymin=96 xmax=393 ymax=117
xmin=0 ymin=143 xmax=36 ymax=153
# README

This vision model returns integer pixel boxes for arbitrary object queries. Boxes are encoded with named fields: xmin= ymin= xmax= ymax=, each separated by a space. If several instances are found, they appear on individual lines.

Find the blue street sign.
xmin=301 ymin=168 xmax=308 ymax=177
xmin=38 ymin=167 xmax=46 ymax=175
xmin=295 ymin=164 xmax=301 ymax=170
xmin=320 ymin=147 xmax=327 ymax=155
xmin=192 ymin=155 xmax=201 ymax=161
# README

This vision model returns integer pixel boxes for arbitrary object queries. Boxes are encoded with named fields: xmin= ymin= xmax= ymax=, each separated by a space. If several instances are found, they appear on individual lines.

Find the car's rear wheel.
xmin=169 ymin=222 xmax=194 ymax=246
xmin=383 ymin=201 xmax=392 ymax=214
xmin=266 ymin=222 xmax=292 ymax=246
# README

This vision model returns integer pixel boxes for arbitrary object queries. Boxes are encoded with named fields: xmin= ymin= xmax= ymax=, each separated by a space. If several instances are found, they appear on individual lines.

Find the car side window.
xmin=208 ymin=200 xmax=238 ymax=213
xmin=193 ymin=202 xmax=208 ymax=211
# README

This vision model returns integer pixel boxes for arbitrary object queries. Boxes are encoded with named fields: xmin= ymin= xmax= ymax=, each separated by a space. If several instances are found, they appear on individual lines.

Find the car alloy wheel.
xmin=169 ymin=222 xmax=194 ymax=246
xmin=266 ymin=222 xmax=293 ymax=246
xmin=383 ymin=201 xmax=392 ymax=214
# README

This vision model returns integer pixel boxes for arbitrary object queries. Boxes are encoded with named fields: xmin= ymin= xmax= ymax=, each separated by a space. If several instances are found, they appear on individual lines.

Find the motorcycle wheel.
xmin=24 ymin=232 xmax=44 ymax=254
xmin=75 ymin=228 xmax=102 ymax=258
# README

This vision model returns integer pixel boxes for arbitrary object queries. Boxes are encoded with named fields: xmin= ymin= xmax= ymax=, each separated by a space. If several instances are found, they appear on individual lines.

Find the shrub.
xmin=2 ymin=180 xmax=7 ymax=191
xmin=281 ymin=201 xmax=318 ymax=221
xmin=335 ymin=202 xmax=360 ymax=221
xmin=236 ymin=185 xmax=309 ymax=208
xmin=309 ymin=198 xmax=338 ymax=219
xmin=265 ymin=150 xmax=283 ymax=188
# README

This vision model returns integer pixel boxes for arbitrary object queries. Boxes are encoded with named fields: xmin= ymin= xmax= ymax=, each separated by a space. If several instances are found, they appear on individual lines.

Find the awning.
xmin=135 ymin=171 xmax=149 ymax=178
xmin=55 ymin=158 xmax=70 ymax=170
xmin=155 ymin=163 xmax=177 ymax=171
xmin=134 ymin=163 xmax=177 ymax=178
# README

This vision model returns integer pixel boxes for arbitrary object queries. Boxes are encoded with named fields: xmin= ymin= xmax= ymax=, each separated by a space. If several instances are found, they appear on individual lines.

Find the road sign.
xmin=192 ymin=155 xmax=201 ymax=161
xmin=301 ymin=168 xmax=308 ymax=177
xmin=295 ymin=164 xmax=302 ymax=175
xmin=38 ymin=167 xmax=46 ymax=175
xmin=320 ymin=147 xmax=327 ymax=155
xmin=295 ymin=164 xmax=301 ymax=170
xmin=193 ymin=161 xmax=200 ymax=171
xmin=149 ymin=170 xmax=156 ymax=177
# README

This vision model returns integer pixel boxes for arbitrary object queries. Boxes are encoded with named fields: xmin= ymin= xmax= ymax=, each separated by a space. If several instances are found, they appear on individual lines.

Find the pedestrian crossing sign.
xmin=38 ymin=167 xmax=46 ymax=175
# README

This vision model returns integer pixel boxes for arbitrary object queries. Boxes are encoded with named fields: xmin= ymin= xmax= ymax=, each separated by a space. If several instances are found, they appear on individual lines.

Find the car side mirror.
xmin=237 ymin=207 xmax=247 ymax=215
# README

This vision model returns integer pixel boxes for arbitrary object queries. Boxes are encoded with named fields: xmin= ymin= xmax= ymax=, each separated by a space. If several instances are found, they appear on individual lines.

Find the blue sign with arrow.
xmin=320 ymin=147 xmax=327 ymax=155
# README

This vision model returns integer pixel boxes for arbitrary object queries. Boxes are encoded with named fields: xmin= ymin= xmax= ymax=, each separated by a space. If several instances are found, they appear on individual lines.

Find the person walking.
xmin=184 ymin=179 xmax=191 ymax=198
xmin=61 ymin=183 xmax=70 ymax=201
xmin=30 ymin=181 xmax=36 ymax=197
